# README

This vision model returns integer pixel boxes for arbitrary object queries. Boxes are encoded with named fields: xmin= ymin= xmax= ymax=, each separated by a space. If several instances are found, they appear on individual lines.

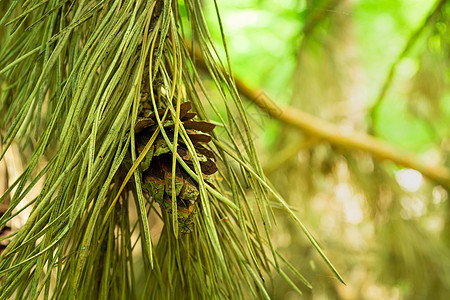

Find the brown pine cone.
xmin=129 ymin=101 xmax=217 ymax=233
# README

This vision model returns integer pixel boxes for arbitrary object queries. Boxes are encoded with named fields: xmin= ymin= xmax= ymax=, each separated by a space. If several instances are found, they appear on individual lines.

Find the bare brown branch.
xmin=187 ymin=42 xmax=450 ymax=188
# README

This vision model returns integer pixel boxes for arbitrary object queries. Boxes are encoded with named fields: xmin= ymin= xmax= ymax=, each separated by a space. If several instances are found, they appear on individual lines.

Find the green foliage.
xmin=0 ymin=0 xmax=343 ymax=299
xmin=2 ymin=0 xmax=450 ymax=299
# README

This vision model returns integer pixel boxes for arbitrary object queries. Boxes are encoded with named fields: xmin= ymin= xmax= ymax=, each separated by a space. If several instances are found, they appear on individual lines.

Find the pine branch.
xmin=0 ymin=1 xmax=344 ymax=298
xmin=187 ymin=42 xmax=450 ymax=188
xmin=242 ymin=85 xmax=450 ymax=188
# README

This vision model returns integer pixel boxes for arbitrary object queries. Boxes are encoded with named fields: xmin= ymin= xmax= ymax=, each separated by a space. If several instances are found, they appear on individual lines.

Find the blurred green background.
xmin=191 ymin=0 xmax=450 ymax=299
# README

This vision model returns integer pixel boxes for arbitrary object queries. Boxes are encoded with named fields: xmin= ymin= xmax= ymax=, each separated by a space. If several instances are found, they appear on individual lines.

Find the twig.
xmin=263 ymin=137 xmax=319 ymax=175
xmin=186 ymin=43 xmax=450 ymax=188
xmin=369 ymin=0 xmax=448 ymax=132
xmin=235 ymin=80 xmax=450 ymax=188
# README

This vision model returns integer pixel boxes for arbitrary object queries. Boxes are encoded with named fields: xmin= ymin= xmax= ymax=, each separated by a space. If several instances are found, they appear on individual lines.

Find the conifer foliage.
xmin=0 ymin=1 xmax=342 ymax=298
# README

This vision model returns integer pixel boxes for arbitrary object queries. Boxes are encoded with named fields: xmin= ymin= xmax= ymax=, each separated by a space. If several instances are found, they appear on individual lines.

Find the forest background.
xmin=200 ymin=0 xmax=450 ymax=299
xmin=1 ymin=0 xmax=450 ymax=299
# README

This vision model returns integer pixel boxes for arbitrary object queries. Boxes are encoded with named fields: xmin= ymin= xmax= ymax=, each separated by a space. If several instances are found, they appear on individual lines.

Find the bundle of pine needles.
xmin=0 ymin=1 xmax=343 ymax=298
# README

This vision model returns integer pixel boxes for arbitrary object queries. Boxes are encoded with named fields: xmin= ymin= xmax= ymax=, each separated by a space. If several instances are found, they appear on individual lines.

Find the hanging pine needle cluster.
xmin=0 ymin=0 xmax=342 ymax=298
xmin=129 ymin=100 xmax=218 ymax=233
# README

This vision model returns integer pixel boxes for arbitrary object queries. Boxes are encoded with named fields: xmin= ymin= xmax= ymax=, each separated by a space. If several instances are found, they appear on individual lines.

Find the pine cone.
xmin=130 ymin=101 xmax=217 ymax=233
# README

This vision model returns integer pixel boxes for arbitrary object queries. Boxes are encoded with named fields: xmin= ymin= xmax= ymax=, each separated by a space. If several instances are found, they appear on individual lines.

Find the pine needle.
xmin=0 ymin=0 xmax=343 ymax=298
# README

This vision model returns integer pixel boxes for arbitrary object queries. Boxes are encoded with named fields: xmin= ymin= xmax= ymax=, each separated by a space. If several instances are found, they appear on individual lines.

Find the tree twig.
xmin=236 ymin=80 xmax=450 ymax=188
xmin=263 ymin=137 xmax=319 ymax=175
xmin=187 ymin=43 xmax=450 ymax=188
xmin=369 ymin=0 xmax=448 ymax=132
